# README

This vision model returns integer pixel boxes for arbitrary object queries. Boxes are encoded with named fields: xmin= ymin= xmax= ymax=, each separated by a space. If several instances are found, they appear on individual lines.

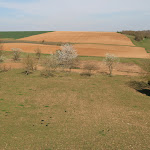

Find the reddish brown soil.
xmin=3 ymin=43 xmax=148 ymax=58
xmin=3 ymin=43 xmax=59 ymax=54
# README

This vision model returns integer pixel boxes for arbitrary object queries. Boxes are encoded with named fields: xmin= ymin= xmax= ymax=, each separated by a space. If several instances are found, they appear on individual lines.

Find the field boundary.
xmin=1 ymin=39 xmax=141 ymax=48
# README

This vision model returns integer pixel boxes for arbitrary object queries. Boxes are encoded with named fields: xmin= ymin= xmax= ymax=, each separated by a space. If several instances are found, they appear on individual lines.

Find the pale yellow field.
xmin=3 ymin=43 xmax=149 ymax=58
xmin=19 ymin=31 xmax=134 ymax=46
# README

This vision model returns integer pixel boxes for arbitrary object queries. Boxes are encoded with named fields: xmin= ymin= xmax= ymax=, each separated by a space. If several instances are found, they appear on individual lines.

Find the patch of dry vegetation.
xmin=11 ymin=48 xmax=22 ymax=61
xmin=23 ymin=55 xmax=38 ymax=75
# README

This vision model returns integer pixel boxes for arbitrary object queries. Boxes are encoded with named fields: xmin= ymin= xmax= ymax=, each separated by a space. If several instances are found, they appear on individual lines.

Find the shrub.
xmin=0 ymin=55 xmax=5 ymax=63
xmin=80 ymin=71 xmax=92 ymax=76
xmin=0 ymin=64 xmax=11 ymax=73
xmin=82 ymin=62 xmax=98 ymax=76
xmin=23 ymin=55 xmax=38 ymax=75
xmin=35 ymin=48 xmax=41 ymax=60
xmin=55 ymin=43 xmax=78 ymax=70
xmin=41 ymin=55 xmax=58 ymax=77
xmin=103 ymin=53 xmax=119 ymax=76
xmin=11 ymin=48 xmax=21 ymax=61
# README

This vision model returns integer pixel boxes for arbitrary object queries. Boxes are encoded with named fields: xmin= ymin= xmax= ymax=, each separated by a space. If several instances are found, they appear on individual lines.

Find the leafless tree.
xmin=35 ymin=48 xmax=41 ymax=60
xmin=23 ymin=54 xmax=38 ymax=75
xmin=11 ymin=48 xmax=22 ymax=61
xmin=41 ymin=54 xmax=59 ymax=77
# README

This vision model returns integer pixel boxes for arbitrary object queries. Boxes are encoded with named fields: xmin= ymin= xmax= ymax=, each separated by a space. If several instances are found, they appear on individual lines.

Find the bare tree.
xmin=104 ymin=53 xmax=119 ymax=76
xmin=23 ymin=55 xmax=38 ymax=75
xmin=41 ymin=54 xmax=59 ymax=77
xmin=35 ymin=48 xmax=41 ymax=60
xmin=11 ymin=48 xmax=22 ymax=61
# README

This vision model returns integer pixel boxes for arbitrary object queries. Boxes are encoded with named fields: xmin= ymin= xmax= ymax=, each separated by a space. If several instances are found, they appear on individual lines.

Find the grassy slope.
xmin=126 ymin=35 xmax=150 ymax=53
xmin=0 ymin=31 xmax=53 ymax=39
xmin=0 ymin=70 xmax=150 ymax=149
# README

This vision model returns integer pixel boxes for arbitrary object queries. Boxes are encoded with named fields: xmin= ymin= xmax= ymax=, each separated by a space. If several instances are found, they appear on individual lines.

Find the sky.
xmin=0 ymin=0 xmax=150 ymax=31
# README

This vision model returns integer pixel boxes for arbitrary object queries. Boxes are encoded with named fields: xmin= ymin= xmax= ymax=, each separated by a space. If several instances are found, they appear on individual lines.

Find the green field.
xmin=126 ymin=35 xmax=150 ymax=53
xmin=0 ymin=69 xmax=150 ymax=149
xmin=0 ymin=31 xmax=53 ymax=39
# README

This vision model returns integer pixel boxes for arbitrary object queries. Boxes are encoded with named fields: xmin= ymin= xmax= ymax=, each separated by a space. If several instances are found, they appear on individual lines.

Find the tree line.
xmin=120 ymin=30 xmax=150 ymax=41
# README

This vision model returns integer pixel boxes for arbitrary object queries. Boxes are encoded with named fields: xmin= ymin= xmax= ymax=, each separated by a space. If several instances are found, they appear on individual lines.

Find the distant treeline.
xmin=120 ymin=30 xmax=150 ymax=41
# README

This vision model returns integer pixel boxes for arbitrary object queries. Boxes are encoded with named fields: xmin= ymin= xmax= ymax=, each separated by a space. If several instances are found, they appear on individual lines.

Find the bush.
xmin=0 ymin=56 xmax=5 ymax=63
xmin=11 ymin=48 xmax=21 ymax=61
xmin=103 ymin=53 xmax=119 ymax=76
xmin=82 ymin=62 xmax=98 ymax=76
xmin=0 ymin=64 xmax=11 ymax=73
xmin=80 ymin=71 xmax=92 ymax=76
xmin=35 ymin=48 xmax=41 ymax=60
xmin=23 ymin=55 xmax=38 ymax=75
xmin=41 ymin=55 xmax=58 ymax=77
xmin=55 ymin=43 xmax=78 ymax=70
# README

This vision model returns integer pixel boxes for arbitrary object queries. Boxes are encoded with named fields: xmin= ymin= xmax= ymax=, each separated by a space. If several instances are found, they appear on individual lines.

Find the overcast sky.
xmin=0 ymin=0 xmax=150 ymax=31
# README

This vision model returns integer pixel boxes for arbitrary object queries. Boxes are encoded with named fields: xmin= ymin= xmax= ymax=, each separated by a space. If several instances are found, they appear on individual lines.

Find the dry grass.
xmin=0 ymin=69 xmax=150 ymax=149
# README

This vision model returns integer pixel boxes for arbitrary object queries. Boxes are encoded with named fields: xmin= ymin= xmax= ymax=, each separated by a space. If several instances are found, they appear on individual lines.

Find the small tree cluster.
xmin=121 ymin=30 xmax=150 ymax=41
xmin=134 ymin=33 xmax=144 ymax=41
xmin=11 ymin=48 xmax=22 ymax=61
xmin=41 ymin=43 xmax=78 ymax=77
xmin=104 ymin=53 xmax=119 ymax=76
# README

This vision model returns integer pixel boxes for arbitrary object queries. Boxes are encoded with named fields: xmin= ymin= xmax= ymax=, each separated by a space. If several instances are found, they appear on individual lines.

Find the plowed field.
xmin=3 ymin=43 xmax=148 ymax=58
xmin=19 ymin=31 xmax=134 ymax=46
